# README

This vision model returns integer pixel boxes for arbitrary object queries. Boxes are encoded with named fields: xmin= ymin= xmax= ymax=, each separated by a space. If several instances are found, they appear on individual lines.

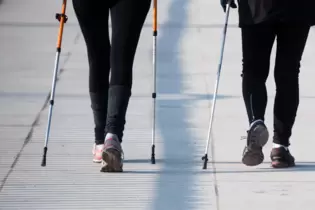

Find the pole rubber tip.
xmin=41 ymin=147 xmax=48 ymax=167
xmin=151 ymin=144 xmax=156 ymax=164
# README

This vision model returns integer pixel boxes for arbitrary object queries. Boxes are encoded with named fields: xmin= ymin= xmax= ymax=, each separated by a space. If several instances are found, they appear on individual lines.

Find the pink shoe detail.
xmin=92 ymin=144 xmax=104 ymax=163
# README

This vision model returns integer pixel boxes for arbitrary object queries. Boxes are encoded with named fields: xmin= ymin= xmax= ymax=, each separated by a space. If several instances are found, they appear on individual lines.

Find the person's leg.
xmin=72 ymin=0 xmax=110 ymax=163
xmin=270 ymin=22 xmax=310 ymax=168
xmin=101 ymin=0 xmax=151 ymax=172
xmin=241 ymin=23 xmax=276 ymax=166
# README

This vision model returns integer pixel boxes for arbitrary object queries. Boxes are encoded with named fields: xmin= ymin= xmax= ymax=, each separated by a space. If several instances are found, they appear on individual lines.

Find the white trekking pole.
xmin=202 ymin=1 xmax=232 ymax=169
xmin=151 ymin=0 xmax=158 ymax=164
xmin=41 ymin=0 xmax=68 ymax=167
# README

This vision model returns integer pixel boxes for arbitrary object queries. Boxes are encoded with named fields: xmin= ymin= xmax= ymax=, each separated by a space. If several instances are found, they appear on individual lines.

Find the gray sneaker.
xmin=242 ymin=120 xmax=269 ymax=166
xmin=101 ymin=133 xmax=124 ymax=172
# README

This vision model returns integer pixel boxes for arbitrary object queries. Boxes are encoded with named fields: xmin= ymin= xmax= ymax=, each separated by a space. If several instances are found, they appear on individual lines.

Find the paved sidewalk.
xmin=0 ymin=0 xmax=315 ymax=209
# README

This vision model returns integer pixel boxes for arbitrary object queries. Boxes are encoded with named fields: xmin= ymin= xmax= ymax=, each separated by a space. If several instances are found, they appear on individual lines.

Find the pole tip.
xmin=202 ymin=154 xmax=208 ymax=169
xmin=41 ymin=147 xmax=48 ymax=167
xmin=151 ymin=144 xmax=156 ymax=164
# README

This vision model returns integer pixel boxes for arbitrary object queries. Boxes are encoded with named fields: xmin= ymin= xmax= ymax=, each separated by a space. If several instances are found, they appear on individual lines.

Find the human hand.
xmin=221 ymin=0 xmax=237 ymax=12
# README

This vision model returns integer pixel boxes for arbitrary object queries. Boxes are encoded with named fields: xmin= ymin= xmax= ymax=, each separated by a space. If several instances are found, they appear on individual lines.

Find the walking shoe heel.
xmin=101 ymin=148 xmax=123 ymax=172
xmin=270 ymin=147 xmax=295 ymax=168
xmin=242 ymin=120 xmax=269 ymax=166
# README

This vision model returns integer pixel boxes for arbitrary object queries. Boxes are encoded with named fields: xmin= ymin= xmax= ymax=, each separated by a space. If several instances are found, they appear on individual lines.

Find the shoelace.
xmin=240 ymin=130 xmax=249 ymax=141
xmin=240 ymin=130 xmax=256 ymax=144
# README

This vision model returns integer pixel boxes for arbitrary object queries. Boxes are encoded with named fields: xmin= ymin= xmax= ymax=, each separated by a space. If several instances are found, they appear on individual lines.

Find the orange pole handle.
xmin=153 ymin=0 xmax=157 ymax=32
xmin=56 ymin=0 xmax=67 ymax=49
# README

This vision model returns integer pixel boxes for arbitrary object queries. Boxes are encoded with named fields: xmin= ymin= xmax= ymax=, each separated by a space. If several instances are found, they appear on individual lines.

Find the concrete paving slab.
xmin=1 ymin=0 xmax=315 ymax=209
xmin=0 ymin=125 xmax=31 ymax=182
xmin=0 ymin=26 xmax=80 ymax=93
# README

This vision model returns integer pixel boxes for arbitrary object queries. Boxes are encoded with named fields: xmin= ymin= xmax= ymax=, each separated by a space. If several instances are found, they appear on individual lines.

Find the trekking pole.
xmin=41 ymin=0 xmax=68 ymax=167
xmin=202 ymin=1 xmax=231 ymax=169
xmin=151 ymin=0 xmax=158 ymax=164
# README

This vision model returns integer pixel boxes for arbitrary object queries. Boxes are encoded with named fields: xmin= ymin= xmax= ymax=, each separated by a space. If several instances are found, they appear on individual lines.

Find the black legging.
xmin=73 ymin=0 xmax=151 ymax=143
xmin=241 ymin=21 xmax=310 ymax=147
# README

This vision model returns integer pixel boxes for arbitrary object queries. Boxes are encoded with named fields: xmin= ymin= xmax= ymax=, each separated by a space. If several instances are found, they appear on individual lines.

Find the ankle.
xmin=273 ymin=143 xmax=288 ymax=150
xmin=105 ymin=133 xmax=118 ymax=140
xmin=250 ymin=119 xmax=264 ymax=127
xmin=95 ymin=140 xmax=104 ymax=145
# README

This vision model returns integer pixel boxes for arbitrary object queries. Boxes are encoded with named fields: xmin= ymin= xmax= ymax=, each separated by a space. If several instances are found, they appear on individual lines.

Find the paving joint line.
xmin=210 ymin=132 xmax=220 ymax=210
xmin=0 ymin=32 xmax=81 ymax=192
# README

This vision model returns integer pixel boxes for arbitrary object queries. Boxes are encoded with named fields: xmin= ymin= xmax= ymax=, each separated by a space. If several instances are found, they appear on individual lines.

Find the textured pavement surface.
xmin=1 ymin=0 xmax=315 ymax=209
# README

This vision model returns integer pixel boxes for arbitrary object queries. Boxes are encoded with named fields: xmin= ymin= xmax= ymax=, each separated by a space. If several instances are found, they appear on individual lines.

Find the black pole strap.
xmin=55 ymin=13 xmax=68 ymax=23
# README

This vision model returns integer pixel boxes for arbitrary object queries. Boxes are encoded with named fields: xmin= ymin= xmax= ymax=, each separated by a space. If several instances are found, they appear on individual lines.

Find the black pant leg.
xmin=72 ymin=0 xmax=110 ymax=144
xmin=273 ymin=22 xmax=310 ymax=146
xmin=105 ymin=0 xmax=151 ymax=141
xmin=241 ymin=24 xmax=276 ymax=124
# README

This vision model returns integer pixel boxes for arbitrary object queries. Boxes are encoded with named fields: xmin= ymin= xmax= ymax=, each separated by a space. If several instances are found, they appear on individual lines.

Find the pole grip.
xmin=56 ymin=0 xmax=67 ymax=49
xmin=153 ymin=0 xmax=157 ymax=33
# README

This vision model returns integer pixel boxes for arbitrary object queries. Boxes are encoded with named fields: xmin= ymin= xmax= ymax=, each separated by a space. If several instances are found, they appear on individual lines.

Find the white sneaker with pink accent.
xmin=92 ymin=144 xmax=104 ymax=163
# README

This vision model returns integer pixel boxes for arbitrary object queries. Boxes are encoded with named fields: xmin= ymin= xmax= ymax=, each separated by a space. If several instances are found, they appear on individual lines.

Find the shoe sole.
xmin=242 ymin=124 xmax=269 ymax=166
xmin=100 ymin=148 xmax=123 ymax=172
xmin=271 ymin=160 xmax=295 ymax=168
xmin=93 ymin=159 xmax=102 ymax=163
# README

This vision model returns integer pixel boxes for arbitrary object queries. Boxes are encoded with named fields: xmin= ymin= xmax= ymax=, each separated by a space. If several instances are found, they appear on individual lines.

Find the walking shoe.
xmin=242 ymin=120 xmax=269 ymax=166
xmin=92 ymin=144 xmax=104 ymax=163
xmin=270 ymin=147 xmax=295 ymax=168
xmin=101 ymin=133 xmax=124 ymax=172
